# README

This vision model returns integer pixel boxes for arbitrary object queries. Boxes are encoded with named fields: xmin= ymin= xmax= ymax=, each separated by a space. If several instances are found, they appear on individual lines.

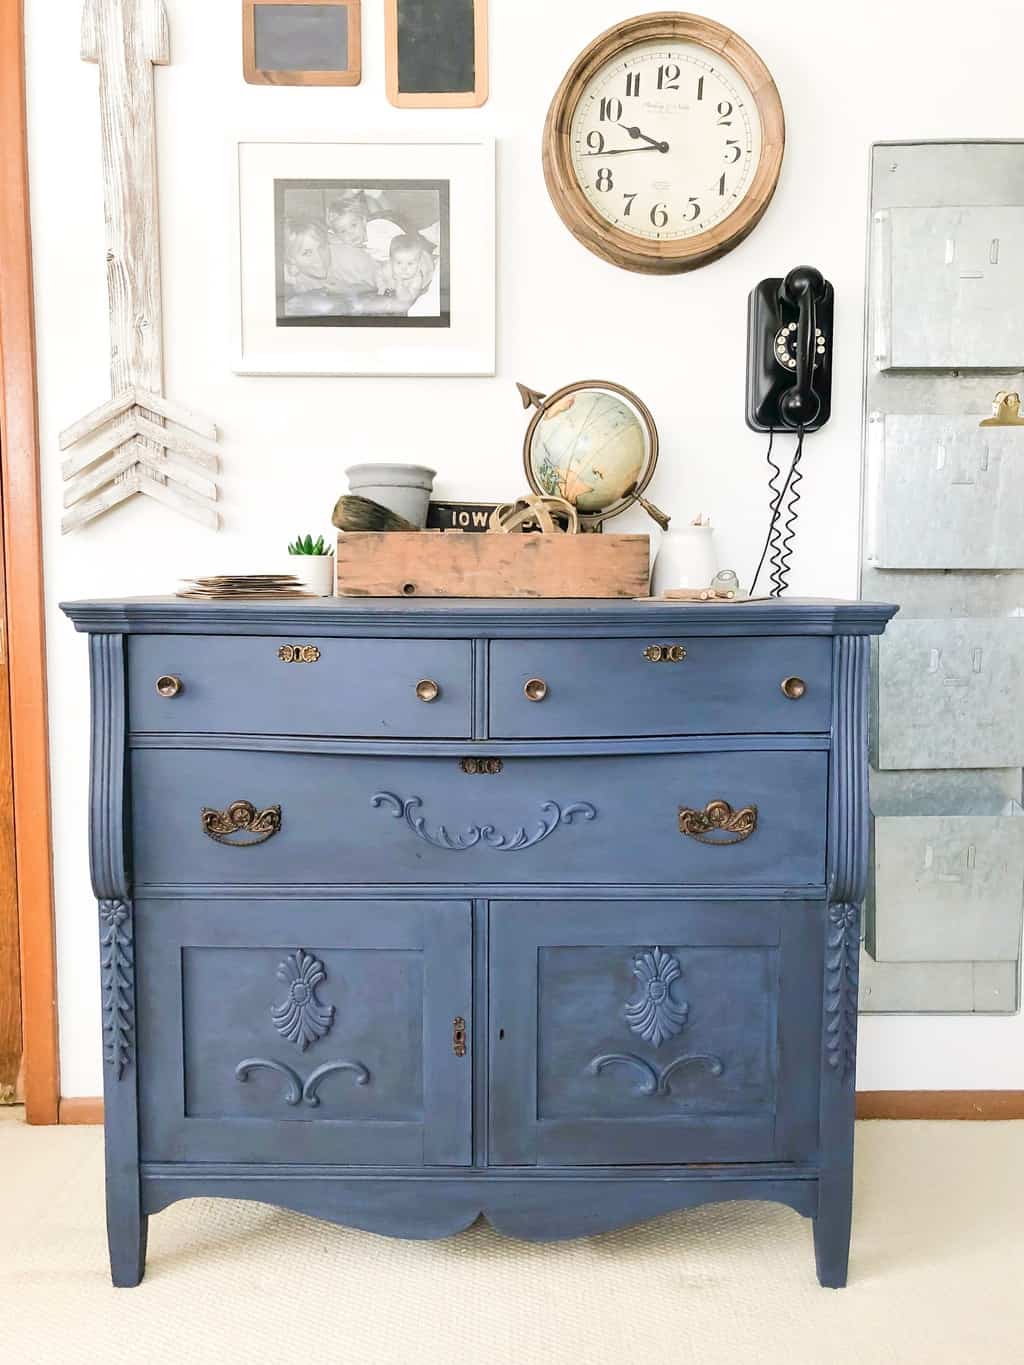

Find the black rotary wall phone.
xmin=745 ymin=265 xmax=834 ymax=595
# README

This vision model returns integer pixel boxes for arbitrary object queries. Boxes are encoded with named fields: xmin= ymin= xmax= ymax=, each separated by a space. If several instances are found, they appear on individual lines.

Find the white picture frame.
xmin=232 ymin=136 xmax=495 ymax=376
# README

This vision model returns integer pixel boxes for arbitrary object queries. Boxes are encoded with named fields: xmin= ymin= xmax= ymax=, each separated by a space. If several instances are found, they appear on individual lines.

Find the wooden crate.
xmin=336 ymin=532 xmax=650 ymax=598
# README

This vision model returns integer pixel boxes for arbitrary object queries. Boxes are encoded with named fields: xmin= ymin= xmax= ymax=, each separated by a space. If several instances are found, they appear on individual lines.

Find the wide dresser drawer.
xmin=131 ymin=747 xmax=828 ymax=887
xmin=128 ymin=635 xmax=473 ymax=738
xmin=489 ymin=636 xmax=832 ymax=737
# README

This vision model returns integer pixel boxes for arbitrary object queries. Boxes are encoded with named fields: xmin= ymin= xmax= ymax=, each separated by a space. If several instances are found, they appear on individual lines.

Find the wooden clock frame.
xmin=542 ymin=13 xmax=785 ymax=275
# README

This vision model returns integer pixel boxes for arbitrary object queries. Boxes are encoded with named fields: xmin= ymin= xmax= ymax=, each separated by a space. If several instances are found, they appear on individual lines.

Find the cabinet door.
xmin=489 ymin=901 xmax=820 ymax=1166
xmin=136 ymin=899 xmax=471 ymax=1165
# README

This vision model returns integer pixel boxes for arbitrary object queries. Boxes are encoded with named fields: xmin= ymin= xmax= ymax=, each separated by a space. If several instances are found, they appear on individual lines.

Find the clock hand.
xmin=618 ymin=123 xmax=670 ymax=153
xmin=579 ymin=145 xmax=665 ymax=157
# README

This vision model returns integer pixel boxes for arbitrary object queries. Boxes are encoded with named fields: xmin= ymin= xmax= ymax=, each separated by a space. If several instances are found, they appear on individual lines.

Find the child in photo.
xmin=325 ymin=194 xmax=377 ymax=293
xmin=376 ymin=233 xmax=436 ymax=313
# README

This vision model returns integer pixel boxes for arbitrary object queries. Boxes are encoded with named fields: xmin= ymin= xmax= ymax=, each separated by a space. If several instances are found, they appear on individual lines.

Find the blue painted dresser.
xmin=61 ymin=596 xmax=896 ymax=1288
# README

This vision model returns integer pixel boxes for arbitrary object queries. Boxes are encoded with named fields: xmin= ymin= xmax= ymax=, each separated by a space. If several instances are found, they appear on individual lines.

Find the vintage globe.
xmin=527 ymin=386 xmax=649 ymax=515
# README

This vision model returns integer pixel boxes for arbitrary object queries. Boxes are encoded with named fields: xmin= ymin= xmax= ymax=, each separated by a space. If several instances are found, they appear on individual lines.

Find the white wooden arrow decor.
xmin=61 ymin=0 xmax=220 ymax=533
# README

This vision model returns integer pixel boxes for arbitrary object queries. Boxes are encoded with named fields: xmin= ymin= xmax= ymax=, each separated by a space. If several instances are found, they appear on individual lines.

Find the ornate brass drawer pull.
xmin=460 ymin=757 xmax=503 ymax=775
xmin=452 ymin=1017 xmax=467 ymax=1057
xmin=416 ymin=678 xmax=440 ymax=703
xmin=202 ymin=800 xmax=282 ymax=846
xmin=155 ymin=674 xmax=183 ymax=698
xmin=678 ymin=799 xmax=758 ymax=845
xmin=644 ymin=644 xmax=687 ymax=663
xmin=278 ymin=644 xmax=320 ymax=663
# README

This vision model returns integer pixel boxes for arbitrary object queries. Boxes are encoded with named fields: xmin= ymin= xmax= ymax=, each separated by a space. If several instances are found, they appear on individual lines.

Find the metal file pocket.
xmin=867 ymin=810 xmax=1024 ymax=963
xmin=874 ymin=619 xmax=1024 ymax=770
xmin=864 ymin=416 xmax=1024 ymax=570
xmin=873 ymin=205 xmax=1024 ymax=370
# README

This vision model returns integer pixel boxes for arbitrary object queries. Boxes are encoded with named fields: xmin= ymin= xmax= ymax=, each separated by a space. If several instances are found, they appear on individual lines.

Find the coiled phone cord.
xmin=749 ymin=425 xmax=805 ymax=598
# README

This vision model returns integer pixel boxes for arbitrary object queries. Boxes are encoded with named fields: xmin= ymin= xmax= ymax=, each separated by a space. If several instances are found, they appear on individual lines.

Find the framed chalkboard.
xmin=243 ymin=0 xmax=361 ymax=86
xmin=385 ymin=0 xmax=487 ymax=108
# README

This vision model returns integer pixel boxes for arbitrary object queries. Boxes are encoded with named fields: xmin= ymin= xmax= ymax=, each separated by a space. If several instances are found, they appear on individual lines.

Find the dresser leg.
xmin=107 ymin=1200 xmax=149 ymax=1288
xmin=812 ymin=1171 xmax=853 ymax=1288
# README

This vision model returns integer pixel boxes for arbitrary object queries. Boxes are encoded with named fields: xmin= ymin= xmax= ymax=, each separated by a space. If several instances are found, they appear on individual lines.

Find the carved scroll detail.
xmin=371 ymin=792 xmax=597 ymax=851
xmin=587 ymin=1052 xmax=724 ymax=1096
xmin=235 ymin=1057 xmax=371 ymax=1107
xmin=271 ymin=949 xmax=335 ymax=1050
xmin=100 ymin=899 xmax=134 ymax=1079
xmin=624 ymin=947 xmax=689 ymax=1048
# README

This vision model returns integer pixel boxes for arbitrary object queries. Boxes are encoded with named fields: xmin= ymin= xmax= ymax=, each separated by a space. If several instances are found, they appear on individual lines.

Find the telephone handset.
xmin=746 ymin=265 xmax=834 ymax=432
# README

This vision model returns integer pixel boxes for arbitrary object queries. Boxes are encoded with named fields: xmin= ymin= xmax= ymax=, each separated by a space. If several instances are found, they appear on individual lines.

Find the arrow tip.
xmin=516 ymin=383 xmax=546 ymax=411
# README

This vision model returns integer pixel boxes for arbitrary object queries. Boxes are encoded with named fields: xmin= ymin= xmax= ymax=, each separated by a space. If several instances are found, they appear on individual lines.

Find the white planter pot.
xmin=651 ymin=526 xmax=718 ymax=595
xmin=345 ymin=463 xmax=436 ymax=528
xmin=289 ymin=555 xmax=335 ymax=597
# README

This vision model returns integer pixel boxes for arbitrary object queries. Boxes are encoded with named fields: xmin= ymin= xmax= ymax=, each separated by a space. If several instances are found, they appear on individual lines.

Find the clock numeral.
xmin=717 ymin=100 xmax=733 ymax=126
xmin=650 ymin=203 xmax=669 ymax=229
xmin=586 ymin=130 xmax=605 ymax=154
xmin=595 ymin=167 xmax=614 ymax=193
xmin=625 ymin=71 xmax=641 ymax=97
xmin=599 ymin=96 xmax=623 ymax=122
xmin=622 ymin=192 xmax=638 ymax=217
xmin=725 ymin=139 xmax=741 ymax=164
xmin=716 ymin=173 xmax=727 ymax=196
xmin=696 ymin=75 xmax=704 ymax=101
xmin=657 ymin=63 xmax=680 ymax=91
xmin=684 ymin=197 xmax=701 ymax=222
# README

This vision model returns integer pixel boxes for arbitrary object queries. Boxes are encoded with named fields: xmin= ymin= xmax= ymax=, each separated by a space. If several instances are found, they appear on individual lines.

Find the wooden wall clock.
xmin=542 ymin=12 xmax=785 ymax=274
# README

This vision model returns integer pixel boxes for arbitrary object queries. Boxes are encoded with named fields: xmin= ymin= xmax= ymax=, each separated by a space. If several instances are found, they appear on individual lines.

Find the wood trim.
xmin=243 ymin=0 xmax=362 ymax=87
xmin=59 ymin=1097 xmax=104 ymax=1125
xmin=857 ymin=1091 xmax=1024 ymax=1120
xmin=56 ymin=1093 xmax=1024 ymax=1128
xmin=0 ymin=0 xmax=59 ymax=1125
xmin=385 ymin=0 xmax=488 ymax=108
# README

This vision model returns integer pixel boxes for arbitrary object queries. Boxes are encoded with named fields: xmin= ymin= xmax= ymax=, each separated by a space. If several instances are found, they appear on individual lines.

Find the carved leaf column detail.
xmin=825 ymin=904 xmax=860 ymax=1080
xmin=100 ymin=899 xmax=135 ymax=1079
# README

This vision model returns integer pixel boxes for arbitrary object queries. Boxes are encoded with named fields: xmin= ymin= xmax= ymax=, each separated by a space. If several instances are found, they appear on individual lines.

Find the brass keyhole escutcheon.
xmin=452 ymin=1017 xmax=467 ymax=1057
xmin=781 ymin=676 xmax=807 ymax=700
xmin=416 ymin=679 xmax=440 ymax=703
xmin=524 ymin=678 xmax=549 ymax=702
xmin=156 ymin=674 xmax=183 ymax=698
xmin=643 ymin=644 xmax=686 ymax=663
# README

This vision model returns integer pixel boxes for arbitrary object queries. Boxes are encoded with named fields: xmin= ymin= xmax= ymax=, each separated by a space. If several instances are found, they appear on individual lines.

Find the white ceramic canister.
xmin=651 ymin=525 xmax=719 ymax=595
xmin=345 ymin=463 xmax=437 ymax=528
xmin=289 ymin=554 xmax=335 ymax=597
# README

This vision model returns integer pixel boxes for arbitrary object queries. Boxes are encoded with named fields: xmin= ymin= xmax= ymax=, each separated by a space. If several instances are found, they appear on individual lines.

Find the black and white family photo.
xmin=275 ymin=179 xmax=450 ymax=327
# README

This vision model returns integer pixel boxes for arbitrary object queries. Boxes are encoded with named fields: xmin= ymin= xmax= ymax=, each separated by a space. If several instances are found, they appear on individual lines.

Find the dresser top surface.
xmin=61 ymin=596 xmax=897 ymax=637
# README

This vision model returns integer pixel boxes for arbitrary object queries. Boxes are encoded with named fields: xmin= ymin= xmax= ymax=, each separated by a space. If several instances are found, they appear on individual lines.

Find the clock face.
xmin=543 ymin=16 xmax=784 ymax=273
xmin=569 ymin=39 xmax=763 ymax=243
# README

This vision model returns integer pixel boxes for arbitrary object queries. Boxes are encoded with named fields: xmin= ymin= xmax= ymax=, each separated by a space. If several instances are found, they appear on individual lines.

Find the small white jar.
xmin=289 ymin=554 xmax=335 ymax=597
xmin=651 ymin=525 xmax=718 ymax=596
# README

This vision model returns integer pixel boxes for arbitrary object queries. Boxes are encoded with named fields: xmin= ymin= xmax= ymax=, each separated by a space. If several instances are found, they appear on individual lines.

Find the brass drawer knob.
xmin=524 ymin=678 xmax=549 ymax=702
xmin=644 ymin=644 xmax=686 ymax=663
xmin=415 ymin=679 xmax=441 ymax=703
xmin=781 ymin=676 xmax=807 ymax=700
xmin=155 ymin=674 xmax=183 ymax=698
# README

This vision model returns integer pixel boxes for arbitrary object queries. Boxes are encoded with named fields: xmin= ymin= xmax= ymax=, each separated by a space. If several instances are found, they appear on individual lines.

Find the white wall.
xmin=26 ymin=0 xmax=1024 ymax=1097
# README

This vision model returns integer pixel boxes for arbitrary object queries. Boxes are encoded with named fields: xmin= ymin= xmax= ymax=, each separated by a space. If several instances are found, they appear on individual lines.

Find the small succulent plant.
xmin=287 ymin=533 xmax=333 ymax=556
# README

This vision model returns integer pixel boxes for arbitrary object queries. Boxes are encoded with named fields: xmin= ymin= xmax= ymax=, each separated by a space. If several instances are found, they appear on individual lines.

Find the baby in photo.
xmin=376 ymin=233 xmax=436 ymax=310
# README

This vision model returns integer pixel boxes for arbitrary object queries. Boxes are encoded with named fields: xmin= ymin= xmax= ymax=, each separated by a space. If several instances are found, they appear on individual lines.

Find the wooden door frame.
xmin=0 ymin=0 xmax=59 ymax=1124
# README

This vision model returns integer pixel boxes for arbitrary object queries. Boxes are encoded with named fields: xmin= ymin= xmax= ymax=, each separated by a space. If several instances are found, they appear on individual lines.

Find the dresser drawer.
xmin=131 ymin=747 xmax=828 ymax=888
xmin=128 ymin=635 xmax=473 ymax=738
xmin=488 ymin=637 xmax=832 ymax=737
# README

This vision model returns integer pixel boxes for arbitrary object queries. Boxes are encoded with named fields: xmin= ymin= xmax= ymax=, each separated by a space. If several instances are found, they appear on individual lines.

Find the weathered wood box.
xmin=335 ymin=531 xmax=650 ymax=598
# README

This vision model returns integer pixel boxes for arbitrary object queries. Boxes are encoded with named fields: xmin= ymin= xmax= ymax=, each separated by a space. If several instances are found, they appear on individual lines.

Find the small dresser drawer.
xmin=131 ymin=747 xmax=828 ymax=888
xmin=489 ymin=636 xmax=832 ymax=738
xmin=128 ymin=635 xmax=473 ymax=738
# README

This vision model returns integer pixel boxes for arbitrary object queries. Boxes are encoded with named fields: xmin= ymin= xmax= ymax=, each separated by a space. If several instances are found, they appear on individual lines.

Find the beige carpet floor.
xmin=2 ymin=1115 xmax=1022 ymax=1365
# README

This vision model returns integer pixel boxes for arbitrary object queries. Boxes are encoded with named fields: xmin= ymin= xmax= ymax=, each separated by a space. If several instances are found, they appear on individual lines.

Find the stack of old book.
xmin=176 ymin=575 xmax=315 ymax=601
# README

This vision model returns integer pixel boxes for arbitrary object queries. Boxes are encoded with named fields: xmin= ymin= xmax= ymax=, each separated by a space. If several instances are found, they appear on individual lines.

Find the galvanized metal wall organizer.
xmin=860 ymin=141 xmax=1024 ymax=1013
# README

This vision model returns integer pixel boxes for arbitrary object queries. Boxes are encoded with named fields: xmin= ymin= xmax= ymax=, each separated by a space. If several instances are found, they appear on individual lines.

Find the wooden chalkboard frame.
xmin=385 ymin=0 xmax=487 ymax=108
xmin=243 ymin=0 xmax=362 ymax=87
